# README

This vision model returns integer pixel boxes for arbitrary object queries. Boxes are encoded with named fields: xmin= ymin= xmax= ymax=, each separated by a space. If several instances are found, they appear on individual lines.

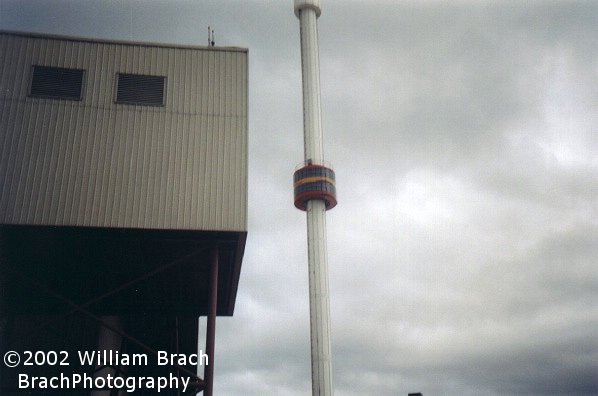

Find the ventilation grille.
xmin=30 ymin=66 xmax=84 ymax=100
xmin=116 ymin=73 xmax=165 ymax=106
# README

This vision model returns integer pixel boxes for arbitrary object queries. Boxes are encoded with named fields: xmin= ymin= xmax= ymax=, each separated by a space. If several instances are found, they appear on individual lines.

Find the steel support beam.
xmin=5 ymin=267 xmax=205 ymax=388
xmin=204 ymin=247 xmax=219 ymax=396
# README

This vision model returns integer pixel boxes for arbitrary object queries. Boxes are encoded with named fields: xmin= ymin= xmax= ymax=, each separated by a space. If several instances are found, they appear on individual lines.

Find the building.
xmin=0 ymin=31 xmax=248 ymax=395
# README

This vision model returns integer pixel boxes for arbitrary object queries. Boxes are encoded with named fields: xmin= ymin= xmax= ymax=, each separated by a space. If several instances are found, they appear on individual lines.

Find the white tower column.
xmin=293 ymin=1 xmax=334 ymax=395
xmin=296 ymin=0 xmax=324 ymax=162
xmin=306 ymin=198 xmax=333 ymax=396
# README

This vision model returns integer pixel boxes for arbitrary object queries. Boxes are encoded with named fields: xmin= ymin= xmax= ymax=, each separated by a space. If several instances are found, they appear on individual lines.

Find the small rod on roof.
xmin=207 ymin=26 xmax=215 ymax=47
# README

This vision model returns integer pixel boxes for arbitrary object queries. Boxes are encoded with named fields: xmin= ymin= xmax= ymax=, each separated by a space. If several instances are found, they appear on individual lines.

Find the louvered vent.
xmin=30 ymin=66 xmax=84 ymax=100
xmin=116 ymin=73 xmax=165 ymax=106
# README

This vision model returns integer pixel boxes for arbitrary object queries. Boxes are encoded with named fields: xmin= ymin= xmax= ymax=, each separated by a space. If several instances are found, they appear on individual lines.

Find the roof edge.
xmin=0 ymin=29 xmax=248 ymax=53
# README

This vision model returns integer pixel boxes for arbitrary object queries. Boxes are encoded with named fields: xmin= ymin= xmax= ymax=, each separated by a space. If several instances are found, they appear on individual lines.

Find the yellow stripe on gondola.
xmin=293 ymin=176 xmax=336 ymax=188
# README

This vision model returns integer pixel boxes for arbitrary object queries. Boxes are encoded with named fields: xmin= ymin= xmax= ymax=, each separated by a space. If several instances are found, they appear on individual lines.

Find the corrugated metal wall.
xmin=0 ymin=32 xmax=247 ymax=231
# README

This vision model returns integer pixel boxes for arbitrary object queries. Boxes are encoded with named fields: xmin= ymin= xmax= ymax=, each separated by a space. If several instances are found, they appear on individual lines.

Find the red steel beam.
xmin=204 ymin=247 xmax=219 ymax=395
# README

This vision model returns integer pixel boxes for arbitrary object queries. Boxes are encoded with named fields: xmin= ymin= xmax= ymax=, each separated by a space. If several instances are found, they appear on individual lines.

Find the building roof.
xmin=0 ymin=29 xmax=248 ymax=53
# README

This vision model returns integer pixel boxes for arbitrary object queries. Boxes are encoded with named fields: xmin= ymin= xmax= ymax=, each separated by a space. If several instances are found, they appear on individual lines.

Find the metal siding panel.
xmin=205 ymin=115 xmax=216 ymax=228
xmin=197 ymin=114 xmax=208 ymax=229
xmin=139 ymin=109 xmax=151 ymax=228
xmin=0 ymin=38 xmax=26 ymax=222
xmin=17 ymin=101 xmax=39 ymax=223
xmin=183 ymin=49 xmax=191 ymax=115
xmin=0 ymin=32 xmax=247 ymax=231
xmin=225 ymin=52 xmax=233 ymax=116
xmin=215 ymin=116 xmax=224 ymax=228
xmin=61 ymin=105 xmax=78 ymax=224
xmin=150 ymin=109 xmax=164 ymax=226
xmin=173 ymin=113 xmax=183 ymax=228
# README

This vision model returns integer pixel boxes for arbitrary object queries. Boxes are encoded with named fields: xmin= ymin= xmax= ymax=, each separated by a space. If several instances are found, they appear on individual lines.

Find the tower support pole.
xmin=306 ymin=199 xmax=333 ymax=395
xmin=294 ymin=1 xmax=334 ymax=395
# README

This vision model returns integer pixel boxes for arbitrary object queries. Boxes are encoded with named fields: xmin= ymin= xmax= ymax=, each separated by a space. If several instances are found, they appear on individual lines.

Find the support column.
xmin=294 ymin=1 xmax=335 ymax=395
xmin=204 ymin=248 xmax=218 ymax=396
xmin=306 ymin=199 xmax=333 ymax=395
xmin=91 ymin=316 xmax=125 ymax=396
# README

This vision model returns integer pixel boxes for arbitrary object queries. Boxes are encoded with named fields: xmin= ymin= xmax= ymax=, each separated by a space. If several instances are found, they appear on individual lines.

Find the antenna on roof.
xmin=208 ymin=26 xmax=215 ymax=47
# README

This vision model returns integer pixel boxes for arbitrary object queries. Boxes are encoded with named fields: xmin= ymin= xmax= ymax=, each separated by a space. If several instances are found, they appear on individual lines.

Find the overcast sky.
xmin=2 ymin=1 xmax=597 ymax=395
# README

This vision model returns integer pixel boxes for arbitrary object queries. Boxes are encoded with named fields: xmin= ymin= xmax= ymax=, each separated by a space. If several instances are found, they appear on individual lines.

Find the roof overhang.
xmin=0 ymin=224 xmax=246 ymax=317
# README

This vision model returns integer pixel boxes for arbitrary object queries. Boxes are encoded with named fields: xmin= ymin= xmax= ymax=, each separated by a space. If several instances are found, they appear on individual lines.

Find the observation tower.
xmin=293 ymin=1 xmax=336 ymax=395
